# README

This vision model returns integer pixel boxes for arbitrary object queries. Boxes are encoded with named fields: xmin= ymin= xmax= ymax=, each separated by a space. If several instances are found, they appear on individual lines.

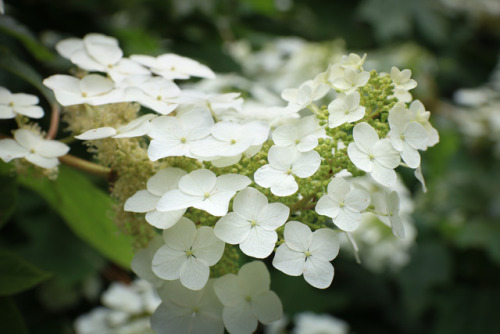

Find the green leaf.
xmin=0 ymin=15 xmax=54 ymax=61
xmin=0 ymin=48 xmax=56 ymax=105
xmin=0 ymin=174 xmax=17 ymax=229
xmin=0 ymin=297 xmax=29 ymax=334
xmin=16 ymin=165 xmax=134 ymax=268
xmin=0 ymin=250 xmax=51 ymax=295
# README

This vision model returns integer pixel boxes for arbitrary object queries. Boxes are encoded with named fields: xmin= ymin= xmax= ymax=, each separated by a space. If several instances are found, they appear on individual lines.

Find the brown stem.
xmin=59 ymin=154 xmax=111 ymax=178
xmin=46 ymin=104 xmax=60 ymax=140
xmin=289 ymin=194 xmax=314 ymax=214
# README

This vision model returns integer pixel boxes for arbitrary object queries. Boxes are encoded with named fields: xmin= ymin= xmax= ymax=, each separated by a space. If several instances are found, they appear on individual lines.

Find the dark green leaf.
xmin=0 ymin=15 xmax=54 ymax=61
xmin=0 ymin=174 xmax=17 ymax=229
xmin=0 ymin=48 xmax=56 ymax=105
xmin=0 ymin=250 xmax=51 ymax=295
xmin=0 ymin=297 xmax=29 ymax=334
xmin=17 ymin=165 xmax=134 ymax=268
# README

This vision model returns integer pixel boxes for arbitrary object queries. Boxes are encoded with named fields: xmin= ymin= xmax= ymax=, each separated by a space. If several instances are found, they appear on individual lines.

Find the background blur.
xmin=1 ymin=0 xmax=500 ymax=333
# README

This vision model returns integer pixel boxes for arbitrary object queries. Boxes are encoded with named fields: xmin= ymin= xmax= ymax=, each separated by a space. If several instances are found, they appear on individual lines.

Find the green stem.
xmin=59 ymin=154 xmax=111 ymax=178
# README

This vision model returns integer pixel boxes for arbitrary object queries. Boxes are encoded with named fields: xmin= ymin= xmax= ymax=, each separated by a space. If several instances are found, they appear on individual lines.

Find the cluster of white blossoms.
xmin=0 ymin=32 xmax=439 ymax=334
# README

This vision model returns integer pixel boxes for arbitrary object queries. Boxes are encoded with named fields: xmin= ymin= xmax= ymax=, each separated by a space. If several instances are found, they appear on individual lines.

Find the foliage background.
xmin=1 ymin=0 xmax=500 ymax=333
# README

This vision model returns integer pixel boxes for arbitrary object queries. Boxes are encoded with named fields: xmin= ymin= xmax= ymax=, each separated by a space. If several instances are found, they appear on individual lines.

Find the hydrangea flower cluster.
xmin=0 ymin=33 xmax=439 ymax=334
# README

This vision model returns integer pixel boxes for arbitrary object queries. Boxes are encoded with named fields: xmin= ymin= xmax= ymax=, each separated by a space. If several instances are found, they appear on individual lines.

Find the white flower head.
xmin=152 ymin=217 xmax=225 ymax=290
xmin=388 ymin=102 xmax=429 ymax=168
xmin=130 ymin=53 xmax=215 ymax=80
xmin=0 ymin=87 xmax=44 ymax=119
xmin=157 ymin=169 xmax=251 ymax=216
xmin=327 ymin=91 xmax=366 ymax=128
xmin=0 ymin=129 xmax=69 ymax=169
xmin=124 ymin=77 xmax=181 ymax=115
xmin=254 ymin=146 xmax=321 ymax=197
xmin=152 ymin=279 xmax=224 ymax=334
xmin=124 ymin=167 xmax=187 ymax=229
xmin=214 ymin=261 xmax=283 ymax=334
xmin=330 ymin=67 xmax=370 ymax=94
xmin=315 ymin=177 xmax=370 ymax=232
xmin=272 ymin=221 xmax=339 ymax=289
xmin=347 ymin=122 xmax=400 ymax=187
xmin=214 ymin=187 xmax=289 ymax=258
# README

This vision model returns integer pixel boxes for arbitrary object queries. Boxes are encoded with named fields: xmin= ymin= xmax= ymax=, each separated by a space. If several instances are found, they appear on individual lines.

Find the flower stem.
xmin=59 ymin=154 xmax=111 ymax=178
xmin=46 ymin=104 xmax=61 ymax=140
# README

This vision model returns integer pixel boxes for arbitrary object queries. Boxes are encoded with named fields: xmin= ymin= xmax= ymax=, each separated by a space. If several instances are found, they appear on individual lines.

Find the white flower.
xmin=0 ymin=129 xmax=69 ymax=168
xmin=124 ymin=77 xmax=181 ymax=115
xmin=329 ymin=66 xmax=370 ymax=94
xmin=347 ymin=122 xmax=400 ymax=187
xmin=157 ymin=169 xmax=251 ymax=216
xmin=214 ymin=187 xmax=289 ymax=258
xmin=152 ymin=217 xmax=225 ymax=290
xmin=124 ymin=167 xmax=187 ymax=229
xmin=315 ymin=177 xmax=370 ymax=232
xmin=372 ymin=190 xmax=405 ymax=238
xmin=254 ymin=146 xmax=321 ymax=197
xmin=147 ymin=108 xmax=214 ymax=161
xmin=75 ymin=114 xmax=156 ymax=140
xmin=340 ymin=53 xmax=367 ymax=71
xmin=281 ymin=80 xmax=330 ymax=113
xmin=191 ymin=121 xmax=269 ymax=159
xmin=272 ymin=115 xmax=322 ymax=152
xmin=273 ymin=221 xmax=339 ymax=289
xmin=327 ymin=91 xmax=366 ymax=128
xmin=43 ymin=74 xmax=124 ymax=106
xmin=293 ymin=312 xmax=349 ymax=334
xmin=408 ymin=100 xmax=439 ymax=148
xmin=151 ymin=279 xmax=224 ymax=334
xmin=130 ymin=53 xmax=215 ymax=80
xmin=388 ymin=102 xmax=429 ymax=168
xmin=0 ymin=87 xmax=44 ymax=119
xmin=390 ymin=66 xmax=417 ymax=91
xmin=101 ymin=282 xmax=144 ymax=315
xmin=213 ymin=261 xmax=283 ymax=334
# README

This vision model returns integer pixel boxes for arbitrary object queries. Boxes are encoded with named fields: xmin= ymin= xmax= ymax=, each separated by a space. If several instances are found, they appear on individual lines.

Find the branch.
xmin=58 ymin=154 xmax=111 ymax=178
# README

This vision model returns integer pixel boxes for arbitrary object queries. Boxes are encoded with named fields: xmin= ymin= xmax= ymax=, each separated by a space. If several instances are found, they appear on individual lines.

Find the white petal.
xmin=374 ymin=139 xmax=400 ymax=169
xmin=213 ymin=274 xmax=244 ymax=306
xmin=147 ymin=167 xmax=187 ymax=196
xmin=192 ymin=226 xmax=225 ymax=265
xmin=75 ymin=127 xmax=117 ymax=140
xmin=401 ymin=143 xmax=421 ymax=168
xmin=145 ymin=209 xmax=185 ymax=229
xmin=36 ymin=140 xmax=70 ymax=158
xmin=14 ymin=106 xmax=44 ymax=119
xmin=124 ymin=190 xmax=159 ymax=213
xmin=180 ymin=257 xmax=210 ymax=290
xmin=0 ymin=106 xmax=16 ymax=119
xmin=14 ymin=129 xmax=40 ymax=150
xmin=152 ymin=246 xmax=185 ymax=280
xmin=272 ymin=244 xmax=305 ymax=276
xmin=333 ymin=208 xmax=361 ymax=231
xmin=194 ymin=191 xmax=235 ymax=216
xmin=256 ymin=202 xmax=289 ymax=230
xmin=315 ymin=195 xmax=340 ymax=219
xmin=222 ymin=302 xmax=257 ymax=334
xmin=405 ymin=121 xmax=428 ymax=150
xmin=303 ymin=257 xmax=334 ymax=289
xmin=131 ymin=236 xmax=164 ymax=287
xmin=232 ymin=187 xmax=267 ymax=220
xmin=157 ymin=189 xmax=200 ymax=212
xmin=283 ymin=221 xmax=311 ymax=252
xmin=179 ymin=169 xmax=217 ymax=196
xmin=347 ymin=143 xmax=372 ymax=172
xmin=148 ymin=138 xmax=187 ymax=160
xmin=239 ymin=227 xmax=277 ymax=258
xmin=309 ymin=229 xmax=339 ymax=261
xmin=215 ymin=174 xmax=251 ymax=192
xmin=292 ymin=150 xmax=321 ymax=178
xmin=344 ymin=189 xmax=370 ymax=212
xmin=25 ymin=154 xmax=59 ymax=169
xmin=353 ymin=122 xmax=378 ymax=153
xmin=214 ymin=213 xmax=251 ymax=244
xmin=238 ymin=261 xmax=271 ymax=295
xmin=162 ymin=217 xmax=196 ymax=251
xmin=371 ymin=162 xmax=397 ymax=187
xmin=251 ymin=291 xmax=282 ymax=324
xmin=55 ymin=38 xmax=83 ymax=59
xmin=0 ymin=139 xmax=28 ymax=161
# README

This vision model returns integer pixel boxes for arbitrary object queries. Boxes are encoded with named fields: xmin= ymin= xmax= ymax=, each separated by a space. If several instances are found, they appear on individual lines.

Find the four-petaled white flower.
xmin=214 ymin=187 xmax=289 ymax=258
xmin=254 ymin=146 xmax=321 ymax=197
xmin=329 ymin=66 xmax=370 ymax=94
xmin=151 ymin=279 xmax=224 ymax=334
xmin=327 ymin=91 xmax=365 ymax=128
xmin=152 ymin=217 xmax=225 ymax=290
xmin=43 ymin=74 xmax=124 ymax=106
xmin=131 ymin=53 xmax=215 ymax=80
xmin=124 ymin=167 xmax=187 ymax=229
xmin=347 ymin=122 xmax=400 ymax=187
xmin=214 ymin=261 xmax=283 ymax=334
xmin=272 ymin=221 xmax=339 ymax=289
xmin=147 ymin=108 xmax=214 ymax=161
xmin=315 ymin=177 xmax=370 ymax=231
xmin=388 ymin=103 xmax=429 ymax=168
xmin=157 ymin=169 xmax=251 ymax=216
xmin=0 ymin=87 xmax=44 ymax=119
xmin=281 ymin=79 xmax=330 ymax=113
xmin=390 ymin=66 xmax=417 ymax=91
xmin=272 ymin=115 xmax=322 ymax=152
xmin=0 ymin=129 xmax=69 ymax=168
xmin=124 ymin=77 xmax=181 ymax=115
xmin=409 ymin=100 xmax=439 ymax=148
